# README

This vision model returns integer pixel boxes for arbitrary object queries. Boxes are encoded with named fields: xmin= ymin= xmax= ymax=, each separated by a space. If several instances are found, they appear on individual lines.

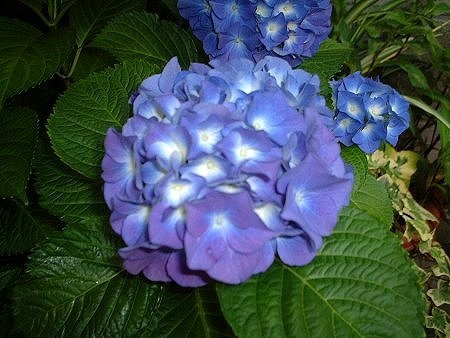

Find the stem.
xmin=66 ymin=47 xmax=82 ymax=79
xmin=51 ymin=0 xmax=78 ymax=27
xmin=344 ymin=0 xmax=379 ymax=25
xmin=432 ymin=19 xmax=450 ymax=33
xmin=50 ymin=0 xmax=58 ymax=22
xmin=360 ymin=45 xmax=403 ymax=73
xmin=367 ymin=40 xmax=389 ymax=73
xmin=19 ymin=0 xmax=51 ymax=27
xmin=57 ymin=46 xmax=82 ymax=80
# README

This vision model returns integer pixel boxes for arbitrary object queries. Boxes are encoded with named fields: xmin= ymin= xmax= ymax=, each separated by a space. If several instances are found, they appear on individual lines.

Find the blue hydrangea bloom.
xmin=330 ymin=72 xmax=410 ymax=153
xmin=178 ymin=0 xmax=332 ymax=66
xmin=102 ymin=56 xmax=353 ymax=287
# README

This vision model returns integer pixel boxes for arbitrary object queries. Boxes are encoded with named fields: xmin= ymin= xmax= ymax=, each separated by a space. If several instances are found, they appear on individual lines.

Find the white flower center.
xmin=268 ymin=23 xmax=278 ymax=32
xmin=206 ymin=159 xmax=216 ymax=170
xmin=287 ymin=21 xmax=297 ymax=31
xmin=200 ymin=132 xmax=209 ymax=142
xmin=295 ymin=191 xmax=306 ymax=205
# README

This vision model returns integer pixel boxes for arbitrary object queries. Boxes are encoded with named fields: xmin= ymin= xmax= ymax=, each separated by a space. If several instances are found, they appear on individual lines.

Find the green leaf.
xmin=0 ymin=17 xmax=73 ymax=106
xmin=70 ymin=48 xmax=116 ymax=82
xmin=48 ymin=60 xmax=160 ymax=179
xmin=34 ymin=138 xmax=107 ymax=222
xmin=0 ymin=264 xmax=22 ymax=294
xmin=13 ymin=218 xmax=165 ymax=337
xmin=426 ymin=307 xmax=450 ymax=335
xmin=427 ymin=279 xmax=450 ymax=307
xmin=69 ymin=0 xmax=145 ymax=47
xmin=300 ymin=39 xmax=352 ymax=96
xmin=405 ymin=96 xmax=450 ymax=131
xmin=0 ymin=199 xmax=54 ymax=255
xmin=12 ymin=218 xmax=231 ymax=337
xmin=399 ymin=63 xmax=430 ymax=90
xmin=350 ymin=175 xmax=393 ymax=227
xmin=0 ymin=264 xmax=23 ymax=338
xmin=145 ymin=285 xmax=234 ymax=338
xmin=217 ymin=208 xmax=425 ymax=338
xmin=19 ymin=0 xmax=44 ymax=8
xmin=92 ymin=11 xmax=198 ymax=68
xmin=432 ymin=2 xmax=450 ymax=16
xmin=340 ymin=145 xmax=368 ymax=192
xmin=0 ymin=107 xmax=38 ymax=203
xmin=438 ymin=120 xmax=450 ymax=186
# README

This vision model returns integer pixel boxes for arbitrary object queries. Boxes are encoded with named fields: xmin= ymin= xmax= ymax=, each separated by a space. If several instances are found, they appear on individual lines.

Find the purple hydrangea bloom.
xmin=177 ymin=0 xmax=332 ymax=66
xmin=102 ymin=56 xmax=353 ymax=286
xmin=330 ymin=72 xmax=410 ymax=153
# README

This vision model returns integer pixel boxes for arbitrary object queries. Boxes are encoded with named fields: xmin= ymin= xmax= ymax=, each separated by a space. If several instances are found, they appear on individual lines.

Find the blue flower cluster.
xmin=177 ymin=0 xmax=332 ymax=66
xmin=330 ymin=72 xmax=410 ymax=153
xmin=102 ymin=56 xmax=353 ymax=286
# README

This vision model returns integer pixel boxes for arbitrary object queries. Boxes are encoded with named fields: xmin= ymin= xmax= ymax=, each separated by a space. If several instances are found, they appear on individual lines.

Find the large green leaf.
xmin=48 ymin=60 xmax=160 ymax=179
xmin=144 ymin=285 xmax=234 ymax=338
xmin=350 ymin=174 xmax=393 ymax=227
xmin=13 ymin=218 xmax=164 ymax=337
xmin=0 ymin=107 xmax=38 ymax=203
xmin=0 ymin=264 xmax=23 ymax=338
xmin=340 ymin=145 xmax=368 ymax=192
xmin=0 ymin=17 xmax=73 ymax=107
xmin=69 ymin=0 xmax=145 ymax=47
xmin=0 ymin=199 xmax=54 ymax=255
xmin=13 ymin=218 xmax=231 ymax=337
xmin=34 ymin=139 xmax=107 ymax=222
xmin=300 ymin=39 xmax=352 ymax=97
xmin=91 ymin=11 xmax=198 ymax=68
xmin=70 ymin=48 xmax=116 ymax=82
xmin=217 ymin=208 xmax=425 ymax=338
xmin=0 ymin=264 xmax=22 ymax=293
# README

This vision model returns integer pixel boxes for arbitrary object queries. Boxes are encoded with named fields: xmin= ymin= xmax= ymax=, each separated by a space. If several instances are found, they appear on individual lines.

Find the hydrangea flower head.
xmin=178 ymin=0 xmax=332 ymax=66
xmin=330 ymin=72 xmax=410 ymax=153
xmin=102 ymin=56 xmax=353 ymax=287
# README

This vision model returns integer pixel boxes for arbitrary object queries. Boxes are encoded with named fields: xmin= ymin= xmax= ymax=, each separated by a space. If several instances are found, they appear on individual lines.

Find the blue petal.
xmin=181 ymin=155 xmax=230 ymax=184
xmin=352 ymin=121 xmax=386 ymax=153
xmin=246 ymin=89 xmax=302 ymax=145
xmin=337 ymin=91 xmax=367 ymax=122
xmin=259 ymin=13 xmax=289 ymax=49
xmin=144 ymin=121 xmax=191 ymax=170
xmin=155 ymin=173 xmax=205 ymax=207
xmin=276 ymin=234 xmax=318 ymax=266
xmin=166 ymin=251 xmax=209 ymax=286
xmin=149 ymin=203 xmax=185 ymax=249
xmin=180 ymin=112 xmax=227 ymax=158
xmin=216 ymin=128 xmax=282 ymax=170
xmin=332 ymin=113 xmax=363 ymax=146
xmin=119 ymin=246 xmax=172 ymax=282
xmin=364 ymin=95 xmax=387 ymax=121
xmin=277 ymin=154 xmax=353 ymax=237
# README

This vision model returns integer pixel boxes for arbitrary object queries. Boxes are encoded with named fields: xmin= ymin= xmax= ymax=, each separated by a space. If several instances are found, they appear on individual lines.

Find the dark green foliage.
xmin=92 ymin=11 xmax=198 ymax=68
xmin=0 ymin=107 xmax=38 ymax=203
xmin=0 ymin=17 xmax=73 ymax=107
xmin=48 ymin=61 xmax=160 ymax=179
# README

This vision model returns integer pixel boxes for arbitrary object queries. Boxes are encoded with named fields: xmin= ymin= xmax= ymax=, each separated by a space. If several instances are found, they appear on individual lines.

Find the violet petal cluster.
xmin=177 ymin=0 xmax=332 ymax=66
xmin=102 ymin=56 xmax=353 ymax=287
xmin=330 ymin=72 xmax=410 ymax=154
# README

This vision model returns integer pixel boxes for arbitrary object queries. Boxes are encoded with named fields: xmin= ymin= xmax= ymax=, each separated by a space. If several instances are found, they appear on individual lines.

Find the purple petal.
xmin=149 ymin=203 xmax=185 ymax=249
